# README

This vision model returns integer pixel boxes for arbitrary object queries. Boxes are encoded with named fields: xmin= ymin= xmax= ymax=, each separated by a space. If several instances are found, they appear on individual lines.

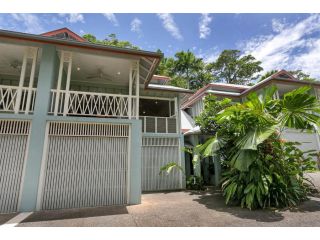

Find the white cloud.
xmin=157 ymin=13 xmax=183 ymax=40
xmin=199 ymin=13 xmax=212 ymax=39
xmin=240 ymin=14 xmax=320 ymax=78
xmin=271 ymin=18 xmax=286 ymax=33
xmin=102 ymin=13 xmax=119 ymax=26
xmin=59 ymin=13 xmax=84 ymax=23
xmin=10 ymin=13 xmax=44 ymax=33
xmin=130 ymin=18 xmax=142 ymax=36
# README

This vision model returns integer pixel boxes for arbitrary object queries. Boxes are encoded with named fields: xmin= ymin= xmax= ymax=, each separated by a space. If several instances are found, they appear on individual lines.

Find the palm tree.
xmin=174 ymin=50 xmax=203 ymax=89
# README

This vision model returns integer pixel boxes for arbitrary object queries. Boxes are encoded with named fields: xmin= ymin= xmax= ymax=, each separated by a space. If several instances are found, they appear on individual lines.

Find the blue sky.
xmin=0 ymin=13 xmax=319 ymax=78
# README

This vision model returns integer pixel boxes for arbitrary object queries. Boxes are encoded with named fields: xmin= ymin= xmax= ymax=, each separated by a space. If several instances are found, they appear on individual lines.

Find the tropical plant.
xmin=198 ymin=86 xmax=319 ymax=209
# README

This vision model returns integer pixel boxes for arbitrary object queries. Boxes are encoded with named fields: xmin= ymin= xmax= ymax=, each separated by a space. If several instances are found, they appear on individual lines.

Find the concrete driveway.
xmin=1 ymin=172 xmax=320 ymax=227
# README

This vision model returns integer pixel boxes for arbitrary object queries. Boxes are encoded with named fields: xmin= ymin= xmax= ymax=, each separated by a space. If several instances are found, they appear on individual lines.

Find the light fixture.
xmin=117 ymin=71 xmax=121 ymax=75
xmin=143 ymin=111 xmax=146 ymax=114
xmin=155 ymin=101 xmax=158 ymax=104
xmin=77 ymin=67 xmax=81 ymax=71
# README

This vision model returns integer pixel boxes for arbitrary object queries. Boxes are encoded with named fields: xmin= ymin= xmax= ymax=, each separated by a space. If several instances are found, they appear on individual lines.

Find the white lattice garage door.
xmin=142 ymin=137 xmax=182 ymax=191
xmin=38 ymin=122 xmax=130 ymax=210
xmin=0 ymin=120 xmax=30 ymax=213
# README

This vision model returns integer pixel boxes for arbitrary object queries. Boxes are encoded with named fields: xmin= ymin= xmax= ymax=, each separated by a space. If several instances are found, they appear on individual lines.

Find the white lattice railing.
xmin=49 ymin=89 xmax=137 ymax=118
xmin=140 ymin=116 xmax=177 ymax=134
xmin=0 ymin=85 xmax=36 ymax=114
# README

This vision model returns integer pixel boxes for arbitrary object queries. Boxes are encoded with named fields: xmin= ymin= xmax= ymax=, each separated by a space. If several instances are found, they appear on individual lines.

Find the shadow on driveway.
xmin=190 ymin=187 xmax=320 ymax=223
xmin=21 ymin=205 xmax=129 ymax=223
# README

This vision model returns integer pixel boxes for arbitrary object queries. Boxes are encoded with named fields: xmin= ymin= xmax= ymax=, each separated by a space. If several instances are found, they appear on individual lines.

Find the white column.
xmin=63 ymin=53 xmax=73 ymax=116
xmin=135 ymin=61 xmax=140 ymax=120
xmin=54 ymin=51 xmax=65 ymax=116
xmin=128 ymin=66 xmax=133 ymax=119
xmin=14 ymin=49 xmax=28 ymax=114
xmin=25 ymin=48 xmax=38 ymax=114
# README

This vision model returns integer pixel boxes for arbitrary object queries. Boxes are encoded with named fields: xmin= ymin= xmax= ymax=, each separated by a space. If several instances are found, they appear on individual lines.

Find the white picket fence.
xmin=0 ymin=85 xmax=36 ymax=114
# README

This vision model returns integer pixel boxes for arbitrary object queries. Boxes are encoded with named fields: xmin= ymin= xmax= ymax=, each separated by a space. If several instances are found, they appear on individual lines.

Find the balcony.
xmin=49 ymin=89 xmax=137 ymax=118
xmin=0 ymin=85 xmax=36 ymax=114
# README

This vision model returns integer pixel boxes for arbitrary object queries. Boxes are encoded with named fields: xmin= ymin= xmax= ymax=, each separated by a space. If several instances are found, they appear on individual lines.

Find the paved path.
xmin=1 ymin=172 xmax=320 ymax=227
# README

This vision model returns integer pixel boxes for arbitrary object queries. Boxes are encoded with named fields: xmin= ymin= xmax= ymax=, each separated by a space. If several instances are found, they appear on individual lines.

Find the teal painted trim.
xmin=142 ymin=133 xmax=182 ymax=138
xmin=19 ymin=45 xmax=58 ymax=212
xmin=0 ymin=114 xmax=33 ymax=120
xmin=129 ymin=120 xmax=141 ymax=204
xmin=179 ymin=134 xmax=186 ymax=189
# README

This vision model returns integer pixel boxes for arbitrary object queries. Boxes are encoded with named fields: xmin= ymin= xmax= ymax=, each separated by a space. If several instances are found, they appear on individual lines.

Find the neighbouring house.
xmin=0 ymin=28 xmax=193 ymax=213
xmin=181 ymin=70 xmax=320 ymax=185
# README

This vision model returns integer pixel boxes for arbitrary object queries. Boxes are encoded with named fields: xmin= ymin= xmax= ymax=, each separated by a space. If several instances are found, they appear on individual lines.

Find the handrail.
xmin=0 ymin=85 xmax=36 ymax=114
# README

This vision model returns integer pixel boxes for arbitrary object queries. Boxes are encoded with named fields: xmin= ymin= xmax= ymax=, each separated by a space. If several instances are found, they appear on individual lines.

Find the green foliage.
xmin=186 ymin=175 xmax=205 ymax=190
xmin=195 ymin=95 xmax=232 ymax=135
xmin=207 ymin=50 xmax=263 ymax=85
xmin=221 ymin=139 xmax=316 ymax=209
xmin=159 ymin=162 xmax=185 ymax=175
xmin=83 ymin=33 xmax=139 ymax=49
xmin=258 ymin=70 xmax=278 ymax=82
xmin=197 ymin=86 xmax=320 ymax=209
xmin=155 ymin=50 xmax=213 ymax=90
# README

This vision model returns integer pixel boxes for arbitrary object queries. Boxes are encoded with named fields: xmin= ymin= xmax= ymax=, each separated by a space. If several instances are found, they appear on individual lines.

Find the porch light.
xmin=77 ymin=67 xmax=81 ymax=71
xmin=117 ymin=71 xmax=121 ymax=75
xmin=155 ymin=101 xmax=158 ymax=104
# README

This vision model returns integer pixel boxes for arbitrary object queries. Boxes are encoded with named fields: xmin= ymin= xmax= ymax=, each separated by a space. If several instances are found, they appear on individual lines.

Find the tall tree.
xmin=207 ymin=50 xmax=263 ymax=85
xmin=82 ymin=33 xmax=139 ymax=49
xmin=173 ymin=50 xmax=213 ymax=90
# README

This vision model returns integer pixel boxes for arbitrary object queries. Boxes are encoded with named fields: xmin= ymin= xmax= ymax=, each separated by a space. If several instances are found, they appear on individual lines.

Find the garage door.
xmin=0 ymin=120 xmax=30 ymax=213
xmin=38 ymin=122 xmax=130 ymax=210
xmin=142 ymin=137 xmax=182 ymax=191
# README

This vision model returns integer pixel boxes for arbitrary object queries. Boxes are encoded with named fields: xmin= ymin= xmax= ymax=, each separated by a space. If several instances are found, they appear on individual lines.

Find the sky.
xmin=0 ymin=13 xmax=319 ymax=78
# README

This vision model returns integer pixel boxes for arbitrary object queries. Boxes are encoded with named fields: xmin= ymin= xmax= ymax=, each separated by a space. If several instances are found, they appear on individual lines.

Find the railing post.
xmin=166 ymin=118 xmax=168 ymax=133
xmin=63 ymin=52 xmax=72 ymax=116
xmin=144 ymin=116 xmax=146 ymax=133
xmin=14 ymin=49 xmax=28 ymax=114
xmin=25 ymin=47 xmax=38 ymax=114
xmin=155 ymin=117 xmax=157 ymax=133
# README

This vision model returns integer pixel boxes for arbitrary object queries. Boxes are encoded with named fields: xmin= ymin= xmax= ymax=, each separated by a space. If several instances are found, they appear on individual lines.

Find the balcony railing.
xmin=0 ymin=85 xmax=36 ymax=114
xmin=140 ymin=116 xmax=177 ymax=134
xmin=49 ymin=90 xmax=137 ymax=118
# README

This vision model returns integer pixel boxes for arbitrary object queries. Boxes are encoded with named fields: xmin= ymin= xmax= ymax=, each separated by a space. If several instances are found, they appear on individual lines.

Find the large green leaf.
xmin=235 ymin=125 xmax=277 ymax=150
xmin=230 ymin=150 xmax=259 ymax=171
xmin=279 ymin=86 xmax=320 ymax=131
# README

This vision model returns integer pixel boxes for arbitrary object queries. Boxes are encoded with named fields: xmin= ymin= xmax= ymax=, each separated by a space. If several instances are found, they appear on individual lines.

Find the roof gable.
xmin=41 ymin=28 xmax=87 ymax=42
xmin=268 ymin=69 xmax=297 ymax=81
